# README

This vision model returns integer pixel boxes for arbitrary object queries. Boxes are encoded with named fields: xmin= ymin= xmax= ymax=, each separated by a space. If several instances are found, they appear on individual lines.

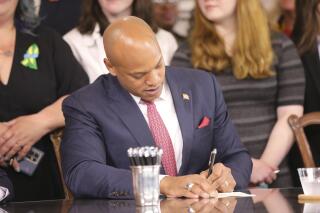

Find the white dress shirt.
xmin=63 ymin=24 xmax=178 ymax=83
xmin=130 ymin=81 xmax=183 ymax=172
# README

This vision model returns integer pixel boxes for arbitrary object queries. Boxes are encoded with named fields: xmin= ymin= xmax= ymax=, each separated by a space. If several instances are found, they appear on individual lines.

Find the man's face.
xmin=153 ymin=0 xmax=178 ymax=31
xmin=106 ymin=42 xmax=166 ymax=102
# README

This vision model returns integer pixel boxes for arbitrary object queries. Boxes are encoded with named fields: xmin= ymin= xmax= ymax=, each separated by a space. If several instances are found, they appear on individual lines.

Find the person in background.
xmin=290 ymin=0 xmax=320 ymax=185
xmin=64 ymin=0 xmax=178 ymax=83
xmin=260 ymin=0 xmax=281 ymax=29
xmin=39 ymin=0 xmax=84 ymax=35
xmin=0 ymin=0 xmax=88 ymax=201
xmin=172 ymin=0 xmax=305 ymax=187
xmin=278 ymin=0 xmax=295 ymax=37
xmin=152 ymin=0 xmax=184 ymax=41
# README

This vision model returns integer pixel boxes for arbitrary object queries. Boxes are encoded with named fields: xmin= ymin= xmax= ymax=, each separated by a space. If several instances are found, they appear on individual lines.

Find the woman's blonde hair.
xmin=190 ymin=0 xmax=275 ymax=79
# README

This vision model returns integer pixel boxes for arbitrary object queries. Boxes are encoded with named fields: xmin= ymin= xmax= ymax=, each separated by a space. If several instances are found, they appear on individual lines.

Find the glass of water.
xmin=297 ymin=168 xmax=320 ymax=195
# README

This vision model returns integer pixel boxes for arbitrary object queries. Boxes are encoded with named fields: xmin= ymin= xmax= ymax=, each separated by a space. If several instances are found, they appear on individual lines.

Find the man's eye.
xmin=132 ymin=74 xmax=144 ymax=79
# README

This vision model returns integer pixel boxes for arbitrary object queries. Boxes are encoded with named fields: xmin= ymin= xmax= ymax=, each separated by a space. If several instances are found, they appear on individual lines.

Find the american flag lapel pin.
xmin=182 ymin=93 xmax=190 ymax=101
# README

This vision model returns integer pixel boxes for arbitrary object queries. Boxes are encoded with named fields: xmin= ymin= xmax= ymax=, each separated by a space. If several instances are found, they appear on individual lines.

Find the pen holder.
xmin=131 ymin=165 xmax=160 ymax=206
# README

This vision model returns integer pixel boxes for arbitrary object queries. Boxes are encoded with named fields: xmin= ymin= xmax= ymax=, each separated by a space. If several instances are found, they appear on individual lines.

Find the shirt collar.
xmin=130 ymin=80 xmax=168 ymax=105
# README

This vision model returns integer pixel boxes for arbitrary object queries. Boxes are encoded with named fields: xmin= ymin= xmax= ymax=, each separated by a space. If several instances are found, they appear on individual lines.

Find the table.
xmin=1 ymin=188 xmax=318 ymax=212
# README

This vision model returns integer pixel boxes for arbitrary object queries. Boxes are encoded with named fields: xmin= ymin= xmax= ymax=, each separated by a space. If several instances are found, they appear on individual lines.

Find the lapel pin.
xmin=182 ymin=93 xmax=190 ymax=101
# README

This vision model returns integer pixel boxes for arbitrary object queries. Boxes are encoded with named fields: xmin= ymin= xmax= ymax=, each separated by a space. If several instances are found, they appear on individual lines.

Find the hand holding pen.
xmin=203 ymin=148 xmax=236 ymax=193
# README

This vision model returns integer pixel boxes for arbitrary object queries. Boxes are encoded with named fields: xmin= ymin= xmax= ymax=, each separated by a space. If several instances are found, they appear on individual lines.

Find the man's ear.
xmin=104 ymin=58 xmax=117 ymax=76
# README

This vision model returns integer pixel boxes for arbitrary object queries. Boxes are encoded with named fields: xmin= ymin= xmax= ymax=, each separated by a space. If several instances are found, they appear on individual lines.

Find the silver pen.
xmin=207 ymin=148 xmax=217 ymax=178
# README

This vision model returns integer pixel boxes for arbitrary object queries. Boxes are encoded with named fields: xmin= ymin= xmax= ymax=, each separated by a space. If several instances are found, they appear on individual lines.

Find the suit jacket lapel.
xmin=166 ymin=71 xmax=194 ymax=175
xmin=304 ymin=49 xmax=320 ymax=96
xmin=106 ymin=76 xmax=155 ymax=147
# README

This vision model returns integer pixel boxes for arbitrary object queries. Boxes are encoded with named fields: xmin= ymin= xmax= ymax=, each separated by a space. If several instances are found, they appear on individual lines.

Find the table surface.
xmin=1 ymin=188 xmax=319 ymax=213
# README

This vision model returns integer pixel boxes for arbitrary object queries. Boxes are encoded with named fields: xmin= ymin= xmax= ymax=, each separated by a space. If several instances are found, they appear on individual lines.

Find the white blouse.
xmin=63 ymin=24 xmax=178 ymax=83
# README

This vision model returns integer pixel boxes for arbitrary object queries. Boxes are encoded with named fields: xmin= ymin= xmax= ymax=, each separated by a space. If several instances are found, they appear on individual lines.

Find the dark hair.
xmin=292 ymin=0 xmax=320 ymax=55
xmin=14 ymin=0 xmax=41 ymax=34
xmin=78 ymin=0 xmax=158 ymax=35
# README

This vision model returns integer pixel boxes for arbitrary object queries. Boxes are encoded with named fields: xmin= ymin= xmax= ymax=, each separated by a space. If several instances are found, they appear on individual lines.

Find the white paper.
xmin=216 ymin=192 xmax=255 ymax=198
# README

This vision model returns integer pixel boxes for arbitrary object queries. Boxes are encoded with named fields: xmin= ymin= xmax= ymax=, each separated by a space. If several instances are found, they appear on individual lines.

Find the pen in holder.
xmin=128 ymin=147 xmax=162 ymax=206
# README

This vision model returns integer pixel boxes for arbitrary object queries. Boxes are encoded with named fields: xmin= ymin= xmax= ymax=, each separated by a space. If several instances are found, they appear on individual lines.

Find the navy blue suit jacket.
xmin=61 ymin=67 xmax=252 ymax=199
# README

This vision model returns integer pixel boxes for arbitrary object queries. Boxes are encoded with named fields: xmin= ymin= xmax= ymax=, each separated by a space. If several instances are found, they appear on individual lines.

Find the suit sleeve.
xmin=61 ymin=96 xmax=133 ymax=199
xmin=210 ymin=74 xmax=252 ymax=189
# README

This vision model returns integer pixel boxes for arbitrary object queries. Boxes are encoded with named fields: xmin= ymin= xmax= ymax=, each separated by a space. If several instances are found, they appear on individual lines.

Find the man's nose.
xmin=145 ymin=69 xmax=160 ymax=86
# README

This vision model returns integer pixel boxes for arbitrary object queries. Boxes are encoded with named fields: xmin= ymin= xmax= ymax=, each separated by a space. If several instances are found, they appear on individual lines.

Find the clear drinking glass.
xmin=131 ymin=165 xmax=160 ymax=206
xmin=297 ymin=168 xmax=320 ymax=195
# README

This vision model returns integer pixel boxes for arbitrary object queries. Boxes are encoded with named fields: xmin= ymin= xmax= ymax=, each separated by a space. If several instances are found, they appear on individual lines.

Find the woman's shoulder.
xmin=63 ymin=27 xmax=83 ymax=41
xmin=171 ymin=40 xmax=192 ymax=67
xmin=270 ymin=31 xmax=299 ymax=59
xmin=173 ymin=39 xmax=191 ymax=57
xmin=18 ymin=25 xmax=58 ymax=39
xmin=271 ymin=31 xmax=295 ymax=47
xmin=63 ymin=24 xmax=101 ymax=47
xmin=156 ymin=28 xmax=176 ymax=42
xmin=16 ymin=25 xmax=66 ymax=51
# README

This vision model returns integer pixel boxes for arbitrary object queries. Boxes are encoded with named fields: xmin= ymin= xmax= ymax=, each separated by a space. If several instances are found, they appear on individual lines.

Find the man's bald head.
xmin=103 ymin=16 xmax=161 ymax=68
xmin=102 ymin=16 xmax=166 ymax=102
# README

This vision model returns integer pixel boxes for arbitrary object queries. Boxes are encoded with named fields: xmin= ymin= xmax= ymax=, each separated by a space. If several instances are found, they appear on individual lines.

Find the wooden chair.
xmin=288 ymin=112 xmax=320 ymax=168
xmin=50 ymin=130 xmax=74 ymax=200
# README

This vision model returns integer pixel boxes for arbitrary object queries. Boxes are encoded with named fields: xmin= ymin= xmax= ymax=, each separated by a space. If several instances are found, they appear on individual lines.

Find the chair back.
xmin=288 ymin=112 xmax=320 ymax=168
xmin=50 ymin=130 xmax=73 ymax=200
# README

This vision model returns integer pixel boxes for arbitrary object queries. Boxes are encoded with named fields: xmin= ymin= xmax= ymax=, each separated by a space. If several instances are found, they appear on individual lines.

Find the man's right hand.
xmin=160 ymin=174 xmax=218 ymax=199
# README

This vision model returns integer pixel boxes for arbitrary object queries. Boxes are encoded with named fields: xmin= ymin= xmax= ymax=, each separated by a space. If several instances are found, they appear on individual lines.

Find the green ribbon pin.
xmin=21 ymin=43 xmax=39 ymax=70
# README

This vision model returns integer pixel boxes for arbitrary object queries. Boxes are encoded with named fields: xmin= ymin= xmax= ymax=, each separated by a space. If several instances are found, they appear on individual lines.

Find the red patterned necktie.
xmin=145 ymin=101 xmax=177 ymax=176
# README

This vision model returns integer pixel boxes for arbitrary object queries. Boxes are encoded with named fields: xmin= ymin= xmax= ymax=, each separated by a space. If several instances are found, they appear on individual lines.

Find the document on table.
xmin=216 ymin=192 xmax=255 ymax=198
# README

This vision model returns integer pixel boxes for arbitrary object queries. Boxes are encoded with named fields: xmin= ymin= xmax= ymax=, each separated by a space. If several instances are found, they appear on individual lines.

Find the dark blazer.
xmin=61 ymin=67 xmax=252 ymax=199
xmin=301 ymin=48 xmax=320 ymax=165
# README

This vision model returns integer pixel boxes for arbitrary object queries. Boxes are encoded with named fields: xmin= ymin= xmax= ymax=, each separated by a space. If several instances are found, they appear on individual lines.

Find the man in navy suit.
xmin=61 ymin=16 xmax=252 ymax=199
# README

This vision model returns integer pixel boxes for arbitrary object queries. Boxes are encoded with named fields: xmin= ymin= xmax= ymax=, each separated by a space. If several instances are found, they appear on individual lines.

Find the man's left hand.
xmin=201 ymin=163 xmax=236 ymax=192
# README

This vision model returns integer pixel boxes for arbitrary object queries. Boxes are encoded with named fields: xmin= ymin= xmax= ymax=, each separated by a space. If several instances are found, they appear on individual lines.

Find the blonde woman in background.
xmin=172 ymin=0 xmax=305 ymax=187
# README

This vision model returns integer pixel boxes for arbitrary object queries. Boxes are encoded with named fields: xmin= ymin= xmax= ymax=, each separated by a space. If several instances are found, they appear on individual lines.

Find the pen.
xmin=207 ymin=148 xmax=217 ymax=178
